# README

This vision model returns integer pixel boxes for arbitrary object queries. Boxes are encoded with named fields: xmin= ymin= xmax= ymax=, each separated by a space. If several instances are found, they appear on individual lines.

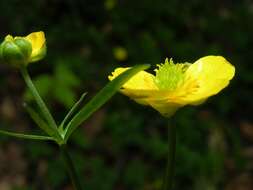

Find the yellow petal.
xmin=25 ymin=31 xmax=46 ymax=60
xmin=182 ymin=55 xmax=235 ymax=104
xmin=109 ymin=67 xmax=157 ymax=90
xmin=148 ymin=98 xmax=182 ymax=117
xmin=109 ymin=67 xmax=158 ymax=105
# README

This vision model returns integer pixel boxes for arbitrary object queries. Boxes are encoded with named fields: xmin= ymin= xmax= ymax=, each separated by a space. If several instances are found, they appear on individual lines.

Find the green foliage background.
xmin=0 ymin=0 xmax=252 ymax=189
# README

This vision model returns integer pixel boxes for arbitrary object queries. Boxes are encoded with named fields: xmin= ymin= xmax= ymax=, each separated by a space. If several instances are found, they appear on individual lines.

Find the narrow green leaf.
xmin=0 ymin=129 xmax=55 ymax=141
xmin=24 ymin=104 xmax=62 ymax=141
xmin=64 ymin=64 xmax=150 ymax=141
xmin=60 ymin=92 xmax=87 ymax=130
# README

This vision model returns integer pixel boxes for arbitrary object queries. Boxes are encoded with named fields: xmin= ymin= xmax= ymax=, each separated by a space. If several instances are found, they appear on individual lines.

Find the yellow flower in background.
xmin=105 ymin=0 xmax=117 ymax=10
xmin=109 ymin=56 xmax=235 ymax=117
xmin=0 ymin=31 xmax=46 ymax=67
xmin=113 ymin=46 xmax=128 ymax=61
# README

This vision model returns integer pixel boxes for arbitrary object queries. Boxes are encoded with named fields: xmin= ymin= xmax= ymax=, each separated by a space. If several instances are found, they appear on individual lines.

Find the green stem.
xmin=60 ymin=145 xmax=83 ymax=190
xmin=20 ymin=67 xmax=58 ymax=130
xmin=162 ymin=119 xmax=176 ymax=190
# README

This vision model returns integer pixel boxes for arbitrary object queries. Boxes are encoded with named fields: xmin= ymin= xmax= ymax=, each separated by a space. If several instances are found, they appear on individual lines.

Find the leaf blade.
xmin=0 ymin=129 xmax=55 ymax=141
xmin=59 ymin=92 xmax=87 ymax=130
xmin=24 ymin=104 xmax=62 ymax=141
xmin=64 ymin=64 xmax=150 ymax=141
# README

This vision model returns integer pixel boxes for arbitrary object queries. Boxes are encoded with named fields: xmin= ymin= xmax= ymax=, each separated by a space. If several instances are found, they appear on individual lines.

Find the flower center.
xmin=154 ymin=58 xmax=190 ymax=90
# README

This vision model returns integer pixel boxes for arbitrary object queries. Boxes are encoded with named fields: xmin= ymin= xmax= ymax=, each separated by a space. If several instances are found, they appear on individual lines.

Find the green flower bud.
xmin=0 ymin=35 xmax=32 ymax=67
xmin=0 ymin=31 xmax=46 ymax=68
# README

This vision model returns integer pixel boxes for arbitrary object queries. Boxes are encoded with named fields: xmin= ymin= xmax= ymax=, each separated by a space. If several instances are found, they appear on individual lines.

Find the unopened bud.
xmin=0 ymin=35 xmax=32 ymax=67
xmin=0 ymin=31 xmax=46 ymax=68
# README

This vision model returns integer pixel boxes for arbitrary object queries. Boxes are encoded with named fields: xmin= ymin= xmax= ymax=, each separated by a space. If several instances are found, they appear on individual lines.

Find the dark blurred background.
xmin=0 ymin=0 xmax=252 ymax=189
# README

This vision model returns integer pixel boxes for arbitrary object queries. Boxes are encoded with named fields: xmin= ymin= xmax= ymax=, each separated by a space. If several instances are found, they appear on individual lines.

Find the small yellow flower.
xmin=0 ymin=31 xmax=46 ymax=67
xmin=113 ymin=46 xmax=128 ymax=61
xmin=109 ymin=56 xmax=235 ymax=117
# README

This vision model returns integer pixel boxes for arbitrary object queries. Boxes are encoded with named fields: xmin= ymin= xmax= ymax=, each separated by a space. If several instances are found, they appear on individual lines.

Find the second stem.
xmin=162 ymin=119 xmax=176 ymax=190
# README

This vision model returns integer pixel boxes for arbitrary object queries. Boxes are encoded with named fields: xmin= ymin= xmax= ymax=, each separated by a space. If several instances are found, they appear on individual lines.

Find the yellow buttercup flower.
xmin=0 ymin=31 xmax=46 ymax=67
xmin=109 ymin=56 xmax=235 ymax=117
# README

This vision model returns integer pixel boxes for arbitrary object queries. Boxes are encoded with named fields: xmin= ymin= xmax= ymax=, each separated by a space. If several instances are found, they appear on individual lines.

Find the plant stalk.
xmin=60 ymin=145 xmax=83 ymax=190
xmin=20 ymin=67 xmax=58 ymax=130
xmin=162 ymin=119 xmax=176 ymax=190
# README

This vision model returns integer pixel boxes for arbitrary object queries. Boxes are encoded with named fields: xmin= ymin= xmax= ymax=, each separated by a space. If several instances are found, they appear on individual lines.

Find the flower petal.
xmin=109 ymin=67 xmax=157 ymax=90
xmin=109 ymin=67 xmax=158 ymax=105
xmin=25 ymin=31 xmax=46 ymax=59
xmin=148 ymin=99 xmax=182 ymax=117
xmin=183 ymin=55 xmax=235 ymax=104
